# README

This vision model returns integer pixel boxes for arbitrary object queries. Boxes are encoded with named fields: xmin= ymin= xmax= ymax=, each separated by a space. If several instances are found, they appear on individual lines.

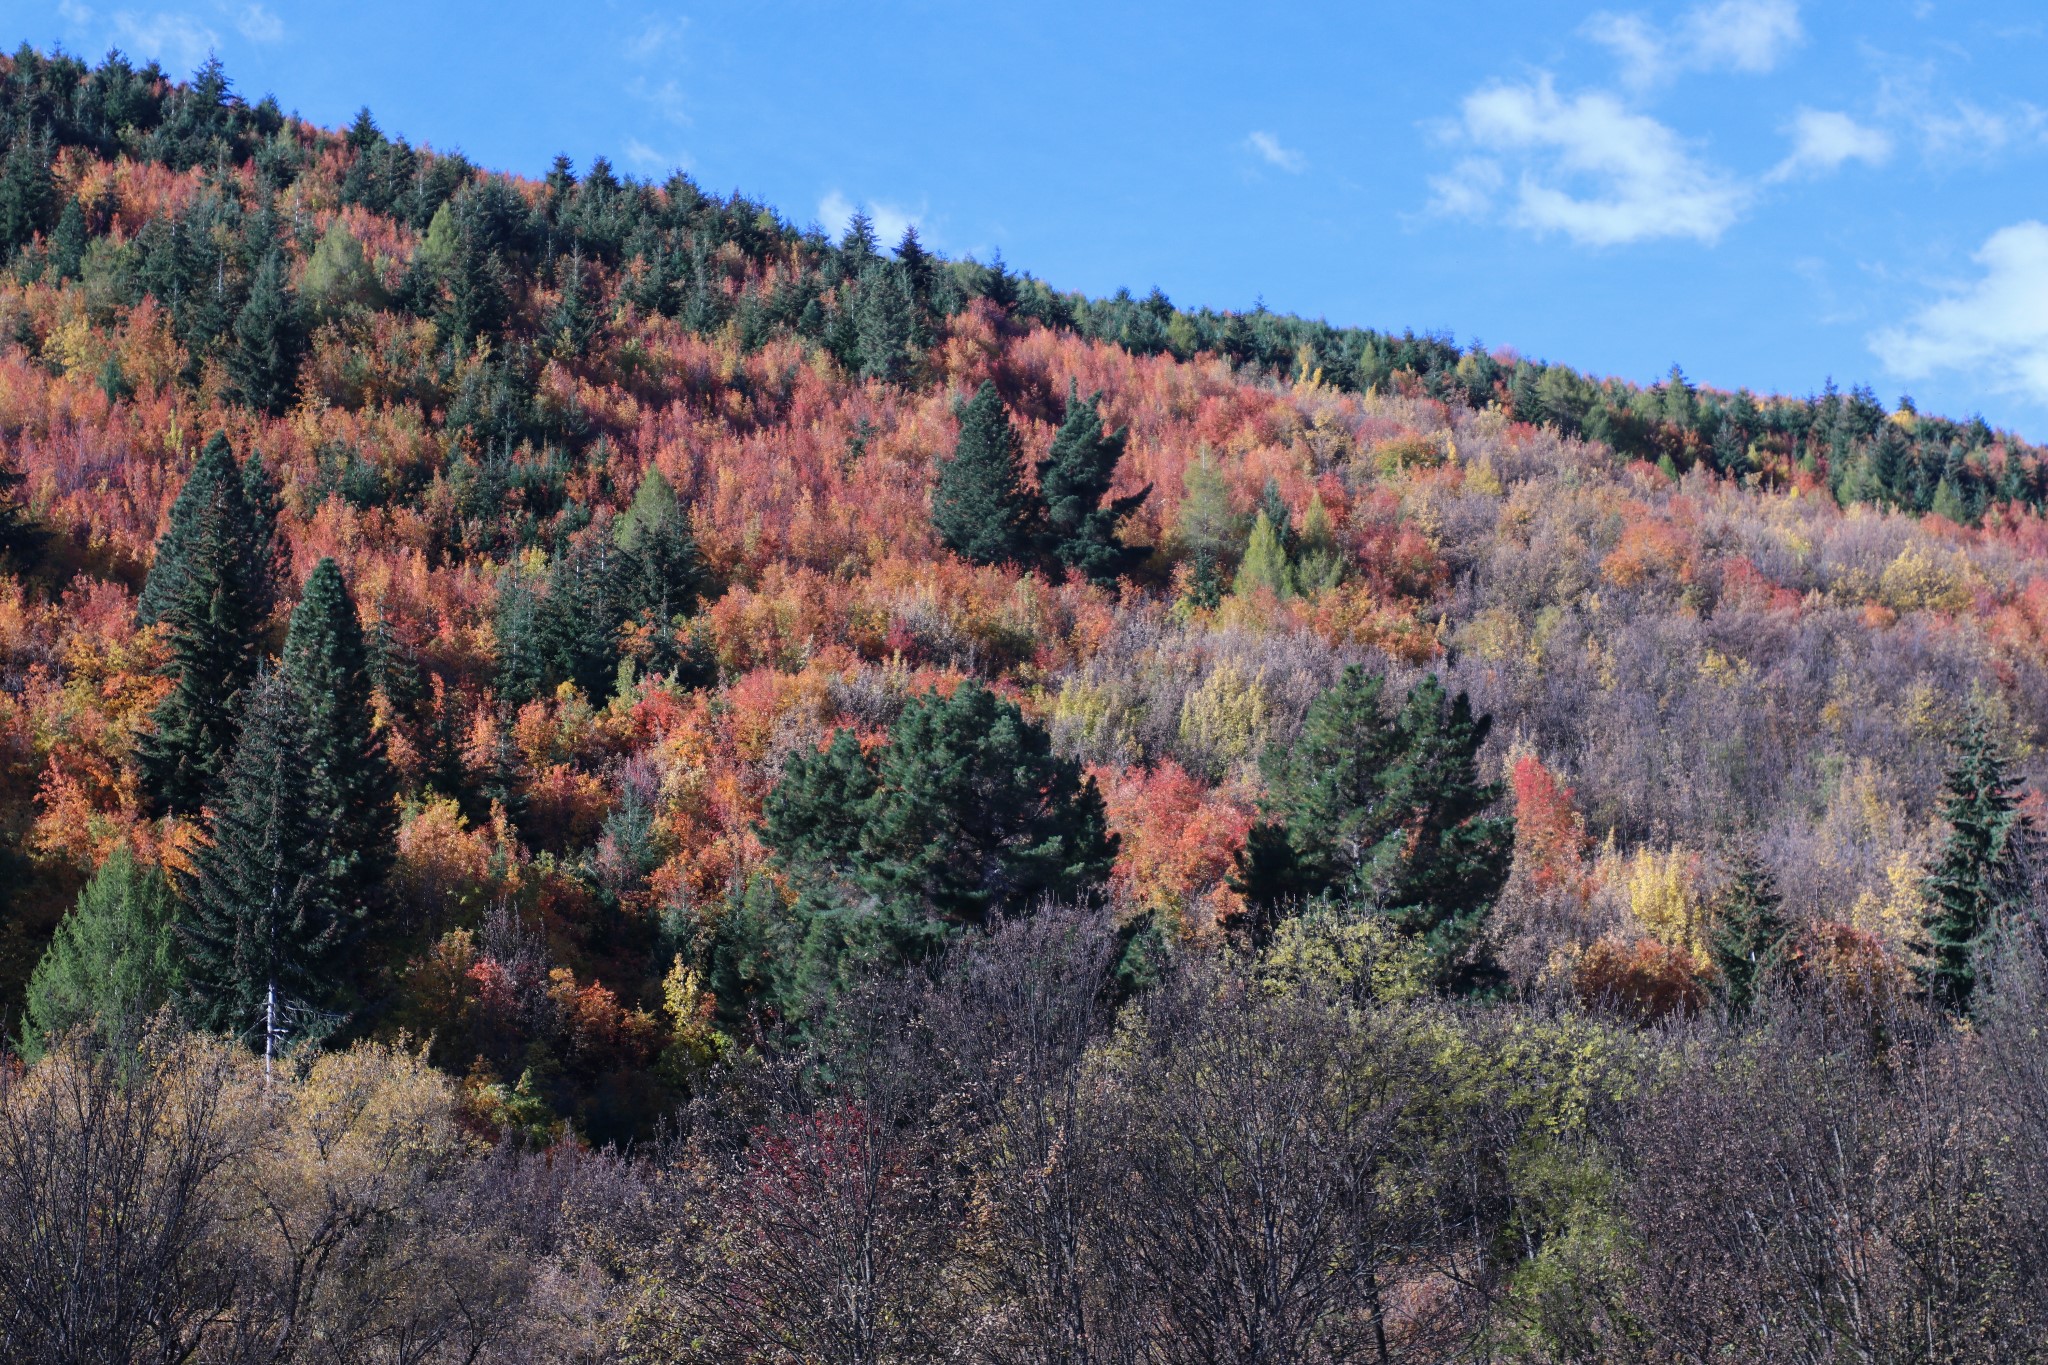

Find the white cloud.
xmin=626 ymin=76 xmax=690 ymax=127
xmin=1435 ymin=75 xmax=1747 ymax=246
xmin=1914 ymin=98 xmax=2047 ymax=158
xmin=818 ymin=192 xmax=925 ymax=249
xmin=626 ymin=16 xmax=686 ymax=63
xmin=1872 ymin=222 xmax=2048 ymax=403
xmin=1587 ymin=0 xmax=1803 ymax=87
xmin=1870 ymin=54 xmax=2048 ymax=161
xmin=1688 ymin=0 xmax=1803 ymax=73
xmin=58 ymin=0 xmax=95 ymax=23
xmin=110 ymin=11 xmax=220 ymax=74
xmin=1244 ymin=131 xmax=1306 ymax=173
xmin=232 ymin=3 xmax=280 ymax=42
xmin=623 ymin=138 xmax=690 ymax=173
xmin=1766 ymin=108 xmax=1891 ymax=181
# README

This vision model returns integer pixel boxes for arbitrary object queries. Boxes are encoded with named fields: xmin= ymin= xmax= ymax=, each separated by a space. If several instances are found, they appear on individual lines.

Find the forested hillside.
xmin=6 ymin=47 xmax=2048 ymax=1361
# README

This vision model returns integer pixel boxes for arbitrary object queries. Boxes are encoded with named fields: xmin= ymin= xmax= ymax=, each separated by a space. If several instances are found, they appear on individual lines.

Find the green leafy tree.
xmin=1232 ymin=667 xmax=1512 ymax=983
xmin=932 ymin=380 xmax=1038 ymax=566
xmin=1709 ymin=846 xmax=1790 ymax=1012
xmin=1918 ymin=711 xmax=2034 ymax=1014
xmin=281 ymin=559 xmax=399 ymax=935
xmin=137 ymin=434 xmax=276 ymax=815
xmin=1036 ymin=382 xmax=1150 ymax=584
xmin=179 ymin=671 xmax=354 ymax=1042
xmin=228 ymin=248 xmax=305 ymax=415
xmin=18 ymin=848 xmax=180 ymax=1059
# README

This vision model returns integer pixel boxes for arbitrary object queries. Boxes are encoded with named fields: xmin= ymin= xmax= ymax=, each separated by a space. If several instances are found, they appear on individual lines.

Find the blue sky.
xmin=15 ymin=0 xmax=2048 ymax=436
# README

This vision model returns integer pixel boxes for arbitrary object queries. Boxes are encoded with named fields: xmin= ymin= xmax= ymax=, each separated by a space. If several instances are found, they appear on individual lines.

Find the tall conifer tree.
xmin=19 ymin=847 xmax=180 ymax=1058
xmin=180 ymin=672 xmax=353 ymax=1041
xmin=228 ymin=248 xmax=304 ymax=415
xmin=1231 ymin=667 xmax=1512 ymax=984
xmin=281 ymin=559 xmax=398 ymax=934
xmin=932 ymin=381 xmax=1037 ymax=566
xmin=1710 ymin=846 xmax=1790 ymax=1013
xmin=1919 ymin=711 xmax=2034 ymax=1014
xmin=1036 ymin=382 xmax=1150 ymax=584
xmin=137 ymin=433 xmax=275 ymax=815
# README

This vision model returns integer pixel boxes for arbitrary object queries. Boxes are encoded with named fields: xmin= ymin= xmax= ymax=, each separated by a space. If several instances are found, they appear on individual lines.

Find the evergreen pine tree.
xmin=541 ymin=535 xmax=629 ymax=701
xmin=1293 ymin=493 xmax=1344 ymax=595
xmin=853 ymin=259 xmax=916 ymax=382
xmin=228 ymin=249 xmax=305 ymax=416
xmin=1918 ymin=711 xmax=2033 ymax=1014
xmin=1232 ymin=667 xmax=1512 ymax=984
xmin=1931 ymin=477 xmax=1969 ymax=524
xmin=0 ymin=440 xmax=41 ymax=568
xmin=764 ymin=683 xmax=1117 ymax=975
xmin=48 ymin=196 xmax=86 ymax=280
xmin=137 ymin=434 xmax=275 ymax=815
xmin=19 ymin=847 xmax=180 ymax=1059
xmin=1508 ymin=363 xmax=1541 ymax=424
xmin=281 ymin=559 xmax=398 ymax=938
xmin=1232 ymin=508 xmax=1294 ymax=598
xmin=932 ymin=381 xmax=1038 ymax=566
xmin=1036 ymin=382 xmax=1150 ymax=584
xmin=493 ymin=566 xmax=550 ymax=705
xmin=0 ymin=129 xmax=55 ymax=259
xmin=763 ymin=727 xmax=878 ymax=882
xmin=179 ymin=671 xmax=353 ymax=1040
xmin=838 ymin=210 xmax=879 ymax=270
xmin=894 ymin=225 xmax=935 ymax=321
xmin=1357 ymin=676 xmax=1512 ymax=972
xmin=613 ymin=464 xmax=707 ymax=633
xmin=1710 ymin=846 xmax=1790 ymax=1013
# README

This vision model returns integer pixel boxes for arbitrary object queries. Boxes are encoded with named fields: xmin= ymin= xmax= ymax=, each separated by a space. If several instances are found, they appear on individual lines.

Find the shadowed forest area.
xmin=5 ymin=46 xmax=2048 ymax=1361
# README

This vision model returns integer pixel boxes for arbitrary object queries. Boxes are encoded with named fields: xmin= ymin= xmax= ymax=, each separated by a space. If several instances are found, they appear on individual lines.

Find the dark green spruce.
xmin=1710 ymin=846 xmax=1791 ymax=1013
xmin=179 ymin=671 xmax=355 ymax=1040
xmin=1037 ymin=381 xmax=1150 ymax=584
xmin=1232 ymin=666 xmax=1513 ymax=985
xmin=932 ymin=381 xmax=1039 ymax=567
xmin=1918 ymin=711 xmax=2034 ymax=1015
xmin=136 ymin=433 xmax=277 ymax=815
xmin=18 ymin=847 xmax=181 ymax=1058
xmin=281 ymin=558 xmax=399 ymax=938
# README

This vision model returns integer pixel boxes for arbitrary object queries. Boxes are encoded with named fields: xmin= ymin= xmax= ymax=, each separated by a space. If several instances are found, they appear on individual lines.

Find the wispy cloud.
xmin=232 ymin=3 xmax=280 ymax=43
xmin=626 ymin=15 xmax=686 ymax=63
xmin=1432 ymin=75 xmax=1747 ymax=246
xmin=1244 ymin=131 xmax=1306 ymax=173
xmin=626 ymin=76 xmax=690 ymax=127
xmin=1766 ymin=108 xmax=1891 ymax=181
xmin=1872 ymin=221 xmax=2048 ymax=404
xmin=623 ymin=138 xmax=690 ymax=174
xmin=1587 ymin=0 xmax=1803 ymax=88
xmin=818 ymin=191 xmax=926 ymax=249
xmin=109 ymin=11 xmax=221 ymax=74
xmin=1870 ymin=51 xmax=2048 ymax=161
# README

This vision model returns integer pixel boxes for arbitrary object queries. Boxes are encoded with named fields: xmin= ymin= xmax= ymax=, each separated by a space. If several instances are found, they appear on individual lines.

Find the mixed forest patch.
xmin=4 ymin=46 xmax=2048 ymax=1360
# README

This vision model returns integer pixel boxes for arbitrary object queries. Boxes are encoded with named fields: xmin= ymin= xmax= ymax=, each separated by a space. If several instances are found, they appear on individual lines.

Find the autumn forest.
xmin=6 ymin=45 xmax=2048 ymax=1363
